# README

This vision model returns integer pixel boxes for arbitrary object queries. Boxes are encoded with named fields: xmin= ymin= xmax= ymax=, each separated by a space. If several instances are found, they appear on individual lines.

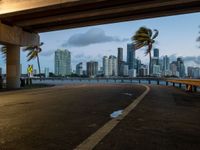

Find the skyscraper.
xmin=103 ymin=56 xmax=109 ymax=77
xmin=162 ymin=55 xmax=171 ymax=76
xmin=44 ymin=67 xmax=49 ymax=78
xmin=170 ymin=61 xmax=179 ymax=77
xmin=87 ymin=61 xmax=98 ymax=77
xmin=117 ymin=47 xmax=123 ymax=76
xmin=76 ymin=62 xmax=83 ymax=76
xmin=127 ymin=43 xmax=136 ymax=70
xmin=187 ymin=66 xmax=200 ymax=78
xmin=135 ymin=58 xmax=141 ymax=76
xmin=153 ymin=48 xmax=159 ymax=58
xmin=54 ymin=49 xmax=71 ymax=76
xmin=108 ymin=55 xmax=118 ymax=76
xmin=177 ymin=57 xmax=185 ymax=78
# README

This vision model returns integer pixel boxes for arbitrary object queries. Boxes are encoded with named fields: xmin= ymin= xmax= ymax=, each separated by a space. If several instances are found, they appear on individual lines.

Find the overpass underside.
xmin=0 ymin=0 xmax=200 ymax=88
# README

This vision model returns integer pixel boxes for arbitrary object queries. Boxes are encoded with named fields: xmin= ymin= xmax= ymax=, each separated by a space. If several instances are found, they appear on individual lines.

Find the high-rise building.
xmin=187 ymin=67 xmax=200 ymax=78
xmin=135 ymin=58 xmax=141 ymax=76
xmin=193 ymin=67 xmax=200 ymax=78
xmin=117 ymin=47 xmax=123 ymax=76
xmin=127 ymin=43 xmax=136 ymax=70
xmin=170 ymin=61 xmax=179 ymax=77
xmin=162 ymin=55 xmax=170 ymax=76
xmin=152 ymin=65 xmax=161 ymax=77
xmin=123 ymin=64 xmax=129 ymax=77
xmin=44 ymin=67 xmax=49 ymax=78
xmin=159 ymin=59 xmax=163 ymax=72
xmin=139 ymin=64 xmax=148 ymax=77
xmin=54 ymin=49 xmax=71 ymax=76
xmin=87 ymin=61 xmax=98 ymax=77
xmin=153 ymin=48 xmax=159 ymax=58
xmin=109 ymin=55 xmax=118 ymax=76
xmin=103 ymin=56 xmax=109 ymax=77
xmin=187 ymin=66 xmax=193 ymax=77
xmin=177 ymin=57 xmax=185 ymax=78
xmin=76 ymin=62 xmax=83 ymax=76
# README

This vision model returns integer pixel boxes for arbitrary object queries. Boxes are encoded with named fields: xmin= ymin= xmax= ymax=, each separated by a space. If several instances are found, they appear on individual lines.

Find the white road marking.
xmin=75 ymin=84 xmax=150 ymax=150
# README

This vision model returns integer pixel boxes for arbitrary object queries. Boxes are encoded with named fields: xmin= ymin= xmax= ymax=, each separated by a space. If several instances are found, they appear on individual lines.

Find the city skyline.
xmin=0 ymin=12 xmax=200 ymax=74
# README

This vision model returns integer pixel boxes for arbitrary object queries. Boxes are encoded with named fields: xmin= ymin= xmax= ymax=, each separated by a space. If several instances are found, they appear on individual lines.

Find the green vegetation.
xmin=132 ymin=27 xmax=159 ymax=75
xmin=23 ymin=42 xmax=44 ymax=79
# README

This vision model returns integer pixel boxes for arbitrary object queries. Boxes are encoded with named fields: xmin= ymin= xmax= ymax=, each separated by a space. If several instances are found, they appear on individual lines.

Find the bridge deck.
xmin=1 ymin=0 xmax=200 ymax=33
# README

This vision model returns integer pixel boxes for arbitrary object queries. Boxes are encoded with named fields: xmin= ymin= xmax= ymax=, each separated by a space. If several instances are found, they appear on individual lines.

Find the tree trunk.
xmin=149 ymin=51 xmax=152 ymax=76
xmin=37 ymin=55 xmax=41 ymax=80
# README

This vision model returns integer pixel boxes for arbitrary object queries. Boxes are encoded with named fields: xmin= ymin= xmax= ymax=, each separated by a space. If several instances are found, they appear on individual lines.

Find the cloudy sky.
xmin=0 ymin=12 xmax=200 ymax=73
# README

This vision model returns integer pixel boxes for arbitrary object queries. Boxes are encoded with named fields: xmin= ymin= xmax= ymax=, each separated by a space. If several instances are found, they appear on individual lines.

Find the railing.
xmin=166 ymin=79 xmax=200 ymax=92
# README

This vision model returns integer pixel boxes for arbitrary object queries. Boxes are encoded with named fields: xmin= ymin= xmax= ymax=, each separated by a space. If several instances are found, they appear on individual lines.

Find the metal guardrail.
xmin=167 ymin=79 xmax=200 ymax=87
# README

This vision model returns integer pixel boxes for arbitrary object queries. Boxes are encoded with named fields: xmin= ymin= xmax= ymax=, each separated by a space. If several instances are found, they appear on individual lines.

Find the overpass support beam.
xmin=0 ymin=22 xmax=40 ymax=89
xmin=6 ymin=45 xmax=20 ymax=89
xmin=0 ymin=22 xmax=39 ymax=46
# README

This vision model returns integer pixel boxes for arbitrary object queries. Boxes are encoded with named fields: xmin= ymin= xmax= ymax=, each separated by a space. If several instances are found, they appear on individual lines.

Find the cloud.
xmin=62 ymin=28 xmax=129 ymax=47
xmin=183 ymin=56 xmax=200 ymax=65
xmin=40 ymin=49 xmax=55 ymax=56
xmin=72 ymin=53 xmax=103 ymax=66
xmin=168 ymin=54 xmax=200 ymax=65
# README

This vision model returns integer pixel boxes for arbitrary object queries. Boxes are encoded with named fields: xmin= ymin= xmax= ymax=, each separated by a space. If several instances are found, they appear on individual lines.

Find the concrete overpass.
xmin=1 ymin=0 xmax=200 ymax=88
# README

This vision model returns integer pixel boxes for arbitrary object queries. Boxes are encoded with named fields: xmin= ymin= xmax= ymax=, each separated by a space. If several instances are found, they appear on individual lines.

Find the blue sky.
xmin=1 ymin=12 xmax=200 ymax=73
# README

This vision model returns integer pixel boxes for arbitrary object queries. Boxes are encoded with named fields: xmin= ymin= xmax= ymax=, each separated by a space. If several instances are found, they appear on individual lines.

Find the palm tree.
xmin=23 ymin=42 xmax=44 ymax=79
xmin=132 ymin=27 xmax=159 ymax=76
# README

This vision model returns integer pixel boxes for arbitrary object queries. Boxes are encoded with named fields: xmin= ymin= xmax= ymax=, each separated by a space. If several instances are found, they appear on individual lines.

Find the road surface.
xmin=0 ymin=84 xmax=145 ymax=150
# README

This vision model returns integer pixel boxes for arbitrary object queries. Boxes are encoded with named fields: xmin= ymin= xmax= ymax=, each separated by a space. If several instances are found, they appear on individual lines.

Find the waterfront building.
xmin=151 ymin=57 xmax=159 ymax=75
xmin=139 ymin=64 xmax=148 ymax=77
xmin=76 ymin=62 xmax=83 ymax=76
xmin=187 ymin=66 xmax=193 ymax=77
xmin=82 ymin=70 xmax=87 ymax=76
xmin=187 ymin=66 xmax=200 ymax=78
xmin=152 ymin=65 xmax=161 ymax=77
xmin=129 ymin=69 xmax=137 ymax=77
xmin=135 ymin=58 xmax=141 ymax=76
xmin=33 ymin=69 xmax=37 ymax=75
xmin=193 ymin=67 xmax=200 ymax=78
xmin=177 ymin=57 xmax=185 ymax=78
xmin=123 ymin=64 xmax=129 ymax=77
xmin=162 ymin=55 xmax=171 ymax=76
xmin=44 ymin=67 xmax=49 ymax=78
xmin=103 ymin=56 xmax=109 ymax=77
xmin=87 ymin=61 xmax=98 ymax=77
xmin=170 ymin=61 xmax=179 ymax=77
xmin=127 ymin=43 xmax=136 ymax=70
xmin=97 ymin=67 xmax=104 ymax=76
xmin=54 ymin=49 xmax=71 ymax=76
xmin=109 ymin=55 xmax=118 ymax=76
xmin=117 ymin=47 xmax=123 ymax=76
xmin=159 ymin=59 xmax=163 ymax=72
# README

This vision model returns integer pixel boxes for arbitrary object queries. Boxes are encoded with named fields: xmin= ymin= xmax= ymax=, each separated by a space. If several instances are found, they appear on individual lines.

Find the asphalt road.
xmin=95 ymin=85 xmax=200 ymax=150
xmin=0 ymin=84 xmax=145 ymax=150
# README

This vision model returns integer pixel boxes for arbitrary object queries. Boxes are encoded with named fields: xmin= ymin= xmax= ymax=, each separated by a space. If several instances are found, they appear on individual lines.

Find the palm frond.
xmin=152 ymin=29 xmax=159 ymax=40
xmin=148 ymin=29 xmax=152 ymax=38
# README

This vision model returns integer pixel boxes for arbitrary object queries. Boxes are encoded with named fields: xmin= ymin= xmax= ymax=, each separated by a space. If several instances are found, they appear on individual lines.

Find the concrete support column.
xmin=6 ymin=45 xmax=20 ymax=89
